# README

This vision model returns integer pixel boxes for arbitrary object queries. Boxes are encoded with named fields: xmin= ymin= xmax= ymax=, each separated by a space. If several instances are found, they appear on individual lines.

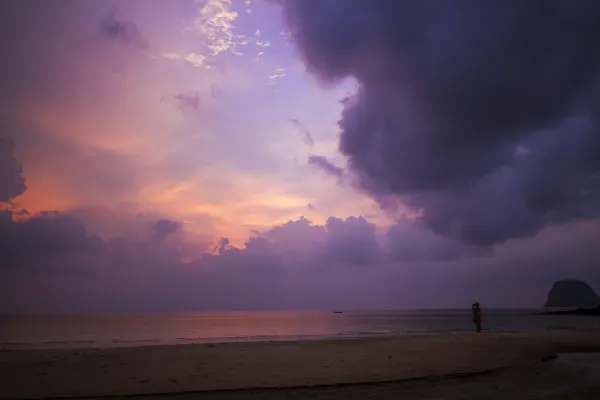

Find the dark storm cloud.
xmin=0 ymin=207 xmax=196 ymax=272
xmin=0 ymin=210 xmax=104 ymax=270
xmin=386 ymin=221 xmax=488 ymax=262
xmin=281 ymin=0 xmax=600 ymax=245
xmin=308 ymin=155 xmax=345 ymax=182
xmin=100 ymin=8 xmax=147 ymax=48
xmin=0 ymin=137 xmax=26 ymax=202
xmin=153 ymin=218 xmax=182 ymax=240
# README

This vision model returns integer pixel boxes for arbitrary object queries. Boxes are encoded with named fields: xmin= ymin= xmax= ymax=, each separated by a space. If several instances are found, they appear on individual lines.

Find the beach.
xmin=2 ymin=330 xmax=600 ymax=399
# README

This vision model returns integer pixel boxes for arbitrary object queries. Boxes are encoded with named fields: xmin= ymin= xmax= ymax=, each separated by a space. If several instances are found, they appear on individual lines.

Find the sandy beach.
xmin=2 ymin=330 xmax=600 ymax=399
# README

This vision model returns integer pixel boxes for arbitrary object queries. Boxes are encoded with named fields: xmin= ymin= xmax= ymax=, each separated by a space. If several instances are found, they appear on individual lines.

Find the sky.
xmin=1 ymin=0 xmax=599 ymax=314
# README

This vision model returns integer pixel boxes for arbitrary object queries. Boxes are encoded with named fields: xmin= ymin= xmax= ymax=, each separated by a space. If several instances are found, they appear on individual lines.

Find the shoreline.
xmin=536 ymin=306 xmax=600 ymax=316
xmin=2 ymin=330 xmax=600 ymax=399
xmin=1 ymin=331 xmax=466 ymax=352
xmin=3 ymin=327 xmax=598 ymax=352
xmin=0 ymin=330 xmax=480 ymax=351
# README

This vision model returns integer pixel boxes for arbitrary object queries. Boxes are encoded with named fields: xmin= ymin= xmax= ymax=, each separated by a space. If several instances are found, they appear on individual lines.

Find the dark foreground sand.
xmin=134 ymin=353 xmax=600 ymax=400
xmin=2 ymin=330 xmax=600 ymax=399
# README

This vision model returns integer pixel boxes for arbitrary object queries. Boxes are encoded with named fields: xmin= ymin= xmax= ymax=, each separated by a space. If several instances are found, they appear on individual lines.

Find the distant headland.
xmin=537 ymin=279 xmax=600 ymax=316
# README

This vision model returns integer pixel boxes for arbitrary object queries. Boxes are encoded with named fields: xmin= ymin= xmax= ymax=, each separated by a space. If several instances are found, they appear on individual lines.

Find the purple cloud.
xmin=153 ymin=219 xmax=182 ymax=240
xmin=281 ymin=0 xmax=600 ymax=245
xmin=0 ymin=137 xmax=26 ymax=202
xmin=2 ymin=208 xmax=599 ymax=313
xmin=308 ymin=155 xmax=345 ymax=182
xmin=0 ymin=210 xmax=104 ymax=271
xmin=322 ymin=216 xmax=381 ymax=266
xmin=3 ymin=0 xmax=600 ymax=314
xmin=100 ymin=8 xmax=147 ymax=48
xmin=386 ymin=221 xmax=488 ymax=262
xmin=289 ymin=118 xmax=315 ymax=147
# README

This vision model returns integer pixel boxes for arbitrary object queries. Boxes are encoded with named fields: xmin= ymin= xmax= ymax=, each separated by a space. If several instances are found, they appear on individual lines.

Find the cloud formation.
xmin=2 ymin=0 xmax=600 ymax=314
xmin=0 ymin=137 xmax=26 ymax=202
xmin=100 ymin=8 xmax=147 ymax=48
xmin=0 ymin=206 xmax=457 ymax=274
xmin=281 ymin=0 xmax=600 ymax=245
xmin=308 ymin=155 xmax=345 ymax=182
xmin=153 ymin=218 xmax=182 ymax=240
xmin=3 ymin=206 xmax=598 ymax=313
xmin=322 ymin=216 xmax=380 ymax=266
xmin=386 ymin=220 xmax=486 ymax=262
xmin=289 ymin=118 xmax=314 ymax=147
xmin=191 ymin=0 xmax=272 ymax=64
xmin=0 ymin=210 xmax=104 ymax=270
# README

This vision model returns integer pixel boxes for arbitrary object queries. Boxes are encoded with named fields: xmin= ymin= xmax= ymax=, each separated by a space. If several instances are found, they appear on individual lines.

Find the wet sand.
xmin=1 ymin=330 xmax=600 ymax=399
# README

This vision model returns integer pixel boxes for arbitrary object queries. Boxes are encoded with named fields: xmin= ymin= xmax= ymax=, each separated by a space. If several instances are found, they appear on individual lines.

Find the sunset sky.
xmin=2 ymin=0 xmax=600 ymax=313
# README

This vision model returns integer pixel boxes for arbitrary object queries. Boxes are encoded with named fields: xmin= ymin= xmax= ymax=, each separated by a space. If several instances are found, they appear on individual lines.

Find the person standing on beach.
xmin=472 ymin=302 xmax=482 ymax=332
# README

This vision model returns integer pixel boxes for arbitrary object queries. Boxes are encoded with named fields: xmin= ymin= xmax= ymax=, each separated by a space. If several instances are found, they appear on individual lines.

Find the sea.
xmin=1 ymin=309 xmax=599 ymax=350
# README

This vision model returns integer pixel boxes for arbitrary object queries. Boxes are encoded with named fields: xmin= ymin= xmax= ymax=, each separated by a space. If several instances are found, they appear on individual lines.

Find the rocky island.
xmin=537 ymin=279 xmax=600 ymax=316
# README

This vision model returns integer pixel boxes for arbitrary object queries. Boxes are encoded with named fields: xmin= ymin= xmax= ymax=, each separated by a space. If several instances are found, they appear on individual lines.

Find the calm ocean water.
xmin=1 ymin=310 xmax=599 ymax=350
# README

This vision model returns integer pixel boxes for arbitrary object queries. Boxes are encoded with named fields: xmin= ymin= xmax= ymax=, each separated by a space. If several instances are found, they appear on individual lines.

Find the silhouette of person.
xmin=472 ymin=302 xmax=482 ymax=332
